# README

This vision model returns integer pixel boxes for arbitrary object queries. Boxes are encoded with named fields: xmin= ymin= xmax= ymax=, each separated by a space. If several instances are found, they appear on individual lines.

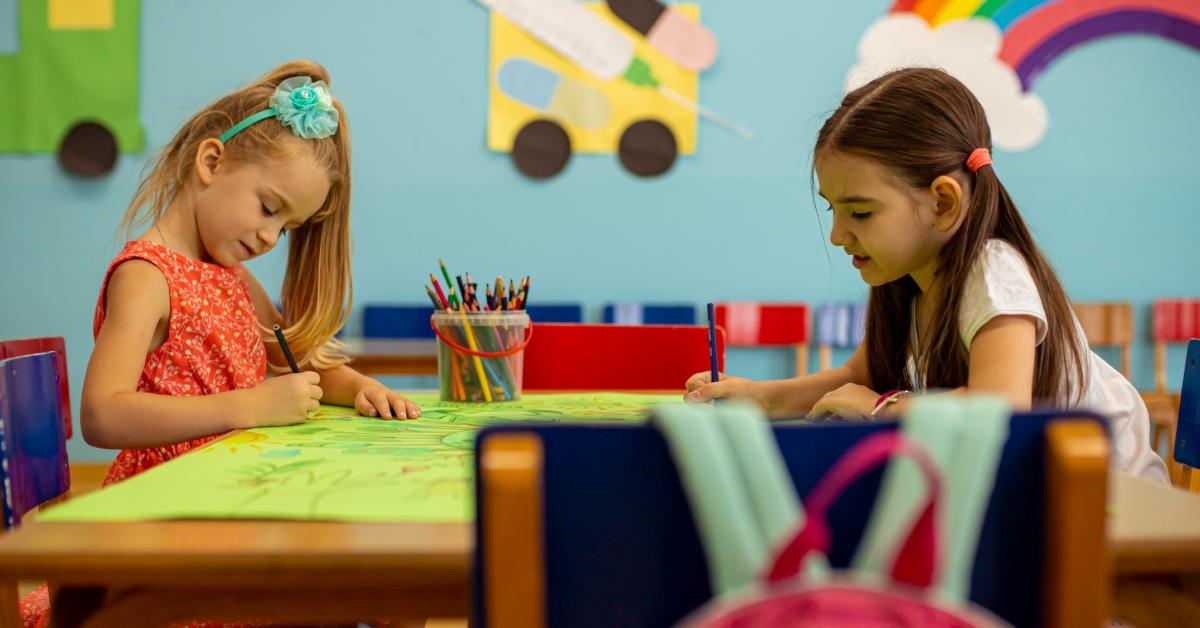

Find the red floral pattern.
xmin=93 ymin=240 xmax=268 ymax=485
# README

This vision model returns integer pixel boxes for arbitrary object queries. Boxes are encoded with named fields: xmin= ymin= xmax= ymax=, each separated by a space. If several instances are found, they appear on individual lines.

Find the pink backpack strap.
xmin=765 ymin=431 xmax=942 ymax=588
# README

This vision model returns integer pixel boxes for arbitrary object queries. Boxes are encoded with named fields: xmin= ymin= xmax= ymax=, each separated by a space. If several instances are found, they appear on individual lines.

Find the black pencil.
xmin=273 ymin=324 xmax=300 ymax=373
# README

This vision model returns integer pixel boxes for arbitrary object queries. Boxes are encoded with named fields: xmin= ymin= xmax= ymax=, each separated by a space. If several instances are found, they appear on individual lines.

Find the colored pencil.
xmin=273 ymin=324 xmax=300 ymax=373
xmin=424 ymin=285 xmax=442 ymax=310
xmin=456 ymin=307 xmax=493 ymax=402
xmin=430 ymin=274 xmax=449 ymax=309
xmin=707 ymin=302 xmax=719 ymax=383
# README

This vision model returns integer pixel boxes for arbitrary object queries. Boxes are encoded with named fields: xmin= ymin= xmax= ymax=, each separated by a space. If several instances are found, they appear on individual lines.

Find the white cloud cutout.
xmin=847 ymin=14 xmax=1048 ymax=151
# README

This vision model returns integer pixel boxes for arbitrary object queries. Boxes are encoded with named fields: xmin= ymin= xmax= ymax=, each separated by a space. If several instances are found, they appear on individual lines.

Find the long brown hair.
xmin=120 ymin=60 xmax=352 ymax=371
xmin=815 ymin=67 xmax=1085 ymax=401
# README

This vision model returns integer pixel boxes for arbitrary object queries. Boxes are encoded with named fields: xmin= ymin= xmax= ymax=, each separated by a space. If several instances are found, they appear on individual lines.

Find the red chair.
xmin=0 ymin=337 xmax=72 ymax=439
xmin=714 ymin=303 xmax=810 ymax=376
xmin=522 ymin=323 xmax=725 ymax=391
xmin=1153 ymin=299 xmax=1200 ymax=392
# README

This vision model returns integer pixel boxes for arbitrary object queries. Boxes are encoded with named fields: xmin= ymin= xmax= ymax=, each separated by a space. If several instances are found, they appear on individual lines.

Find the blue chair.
xmin=0 ymin=336 xmax=72 ymax=440
xmin=524 ymin=304 xmax=583 ymax=324
xmin=1174 ymin=339 xmax=1199 ymax=492
xmin=817 ymin=302 xmax=867 ymax=370
xmin=602 ymin=303 xmax=696 ymax=325
xmin=362 ymin=305 xmax=437 ymax=339
xmin=0 ymin=351 xmax=70 ymax=528
xmin=476 ymin=412 xmax=1109 ymax=627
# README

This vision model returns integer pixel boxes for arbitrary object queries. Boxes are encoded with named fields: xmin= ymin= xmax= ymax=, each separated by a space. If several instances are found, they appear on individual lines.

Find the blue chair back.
xmin=1175 ymin=339 xmax=1200 ymax=469
xmin=362 ymin=305 xmax=437 ymax=339
xmin=0 ymin=336 xmax=72 ymax=439
xmin=0 ymin=351 xmax=70 ymax=528
xmin=476 ymin=411 xmax=1105 ymax=628
xmin=602 ymin=304 xmax=696 ymax=325
xmin=525 ymin=304 xmax=583 ymax=323
xmin=817 ymin=302 xmax=867 ymax=347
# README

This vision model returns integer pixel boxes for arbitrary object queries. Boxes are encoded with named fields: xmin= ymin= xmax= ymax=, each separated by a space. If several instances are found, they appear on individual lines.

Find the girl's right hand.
xmin=684 ymin=371 xmax=758 ymax=404
xmin=248 ymin=372 xmax=323 ymax=426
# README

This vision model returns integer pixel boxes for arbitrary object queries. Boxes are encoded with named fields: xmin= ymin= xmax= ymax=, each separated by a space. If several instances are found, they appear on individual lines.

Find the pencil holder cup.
xmin=432 ymin=311 xmax=532 ymax=403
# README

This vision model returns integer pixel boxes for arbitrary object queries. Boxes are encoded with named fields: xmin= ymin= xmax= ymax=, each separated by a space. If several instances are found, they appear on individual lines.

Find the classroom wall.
xmin=2 ymin=1 xmax=1198 ymax=462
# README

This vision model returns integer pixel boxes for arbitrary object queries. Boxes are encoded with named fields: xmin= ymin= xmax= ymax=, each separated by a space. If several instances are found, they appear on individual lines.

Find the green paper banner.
xmin=0 ymin=0 xmax=143 ymax=153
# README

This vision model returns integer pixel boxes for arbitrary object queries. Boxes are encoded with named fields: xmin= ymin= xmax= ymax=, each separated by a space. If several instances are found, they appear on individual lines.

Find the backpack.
xmin=653 ymin=397 xmax=1013 ymax=627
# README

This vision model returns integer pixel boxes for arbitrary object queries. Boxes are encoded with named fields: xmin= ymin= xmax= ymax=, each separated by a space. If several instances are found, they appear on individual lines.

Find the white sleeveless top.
xmin=908 ymin=239 xmax=1169 ymax=483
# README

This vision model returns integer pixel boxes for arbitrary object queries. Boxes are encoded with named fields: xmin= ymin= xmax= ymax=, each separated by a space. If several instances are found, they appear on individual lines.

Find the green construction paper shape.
xmin=622 ymin=55 xmax=659 ymax=88
xmin=0 ymin=0 xmax=144 ymax=153
xmin=39 ymin=393 xmax=680 ymax=523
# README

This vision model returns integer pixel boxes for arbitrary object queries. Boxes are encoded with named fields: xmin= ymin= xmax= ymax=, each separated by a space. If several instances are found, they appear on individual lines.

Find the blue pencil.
xmin=707 ymin=303 xmax=719 ymax=383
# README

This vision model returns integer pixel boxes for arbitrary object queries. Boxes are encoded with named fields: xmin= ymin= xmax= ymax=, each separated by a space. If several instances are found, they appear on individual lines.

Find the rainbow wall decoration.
xmin=892 ymin=0 xmax=1200 ymax=91
xmin=849 ymin=0 xmax=1200 ymax=150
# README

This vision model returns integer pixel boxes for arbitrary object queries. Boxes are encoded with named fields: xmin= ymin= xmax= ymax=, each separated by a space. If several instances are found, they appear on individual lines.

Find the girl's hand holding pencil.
xmin=684 ymin=371 xmax=758 ymax=405
xmin=244 ymin=371 xmax=324 ymax=426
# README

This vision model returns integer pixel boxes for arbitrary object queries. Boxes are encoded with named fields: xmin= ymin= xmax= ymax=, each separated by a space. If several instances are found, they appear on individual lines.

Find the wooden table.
xmin=340 ymin=338 xmax=438 ymax=376
xmin=0 ymin=520 xmax=471 ymax=625
xmin=4 ymin=441 xmax=1200 ymax=625
xmin=1109 ymin=473 xmax=1200 ymax=625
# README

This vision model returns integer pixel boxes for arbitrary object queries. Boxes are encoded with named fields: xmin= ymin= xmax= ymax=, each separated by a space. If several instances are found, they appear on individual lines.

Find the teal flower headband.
xmin=218 ymin=76 xmax=339 ymax=143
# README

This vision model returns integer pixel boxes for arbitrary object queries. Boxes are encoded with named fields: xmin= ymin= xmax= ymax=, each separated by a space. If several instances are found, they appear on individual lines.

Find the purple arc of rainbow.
xmin=1009 ymin=10 xmax=1200 ymax=91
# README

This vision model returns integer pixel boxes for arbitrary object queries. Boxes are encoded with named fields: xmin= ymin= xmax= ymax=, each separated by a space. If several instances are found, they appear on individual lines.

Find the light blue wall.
xmin=2 ymin=1 xmax=1198 ymax=462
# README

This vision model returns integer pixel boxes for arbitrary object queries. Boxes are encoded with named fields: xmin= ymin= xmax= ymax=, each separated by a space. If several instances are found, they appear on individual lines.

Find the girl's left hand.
xmin=806 ymin=383 xmax=878 ymax=420
xmin=354 ymin=382 xmax=422 ymax=420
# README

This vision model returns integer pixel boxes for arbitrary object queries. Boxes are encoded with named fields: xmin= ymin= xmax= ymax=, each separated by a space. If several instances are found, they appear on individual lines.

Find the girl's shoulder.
xmin=107 ymin=239 xmax=248 ymax=289
xmin=958 ymin=238 xmax=1048 ymax=346
xmin=977 ymin=238 xmax=1029 ymax=269
xmin=966 ymin=239 xmax=1040 ymax=292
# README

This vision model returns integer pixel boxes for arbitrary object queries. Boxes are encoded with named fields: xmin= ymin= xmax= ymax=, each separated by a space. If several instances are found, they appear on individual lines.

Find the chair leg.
xmin=1156 ymin=341 xmax=1167 ymax=393
xmin=0 ymin=579 xmax=19 ymax=627
xmin=795 ymin=344 xmax=808 ymax=377
xmin=818 ymin=345 xmax=831 ymax=372
xmin=1182 ymin=466 xmax=1200 ymax=494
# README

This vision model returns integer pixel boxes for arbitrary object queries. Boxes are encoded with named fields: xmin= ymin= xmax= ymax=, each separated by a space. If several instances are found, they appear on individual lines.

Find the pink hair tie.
xmin=965 ymin=147 xmax=992 ymax=172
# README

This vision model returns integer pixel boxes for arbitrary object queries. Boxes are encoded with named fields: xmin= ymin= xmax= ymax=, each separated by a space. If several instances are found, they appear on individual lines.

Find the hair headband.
xmin=966 ymin=147 xmax=992 ymax=173
xmin=219 ymin=76 xmax=338 ymax=143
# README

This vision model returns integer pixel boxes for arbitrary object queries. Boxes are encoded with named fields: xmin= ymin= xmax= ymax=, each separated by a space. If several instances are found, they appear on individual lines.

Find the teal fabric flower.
xmin=270 ymin=76 xmax=338 ymax=139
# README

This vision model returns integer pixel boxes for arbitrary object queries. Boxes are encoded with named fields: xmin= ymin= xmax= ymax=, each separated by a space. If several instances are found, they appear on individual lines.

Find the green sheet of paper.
xmin=40 ymin=393 xmax=680 ymax=523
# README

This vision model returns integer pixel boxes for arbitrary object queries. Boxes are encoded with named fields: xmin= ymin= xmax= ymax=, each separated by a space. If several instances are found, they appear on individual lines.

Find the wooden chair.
xmin=476 ymin=411 xmax=1109 ymax=627
xmin=816 ymin=302 xmax=866 ymax=372
xmin=0 ymin=351 xmax=71 ymax=624
xmin=602 ymin=303 xmax=696 ymax=325
xmin=522 ymin=323 xmax=724 ymax=391
xmin=0 ymin=337 xmax=72 ymax=439
xmin=1174 ymin=339 xmax=1200 ymax=493
xmin=1071 ymin=301 xmax=1134 ymax=378
xmin=714 ymin=303 xmax=810 ymax=376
